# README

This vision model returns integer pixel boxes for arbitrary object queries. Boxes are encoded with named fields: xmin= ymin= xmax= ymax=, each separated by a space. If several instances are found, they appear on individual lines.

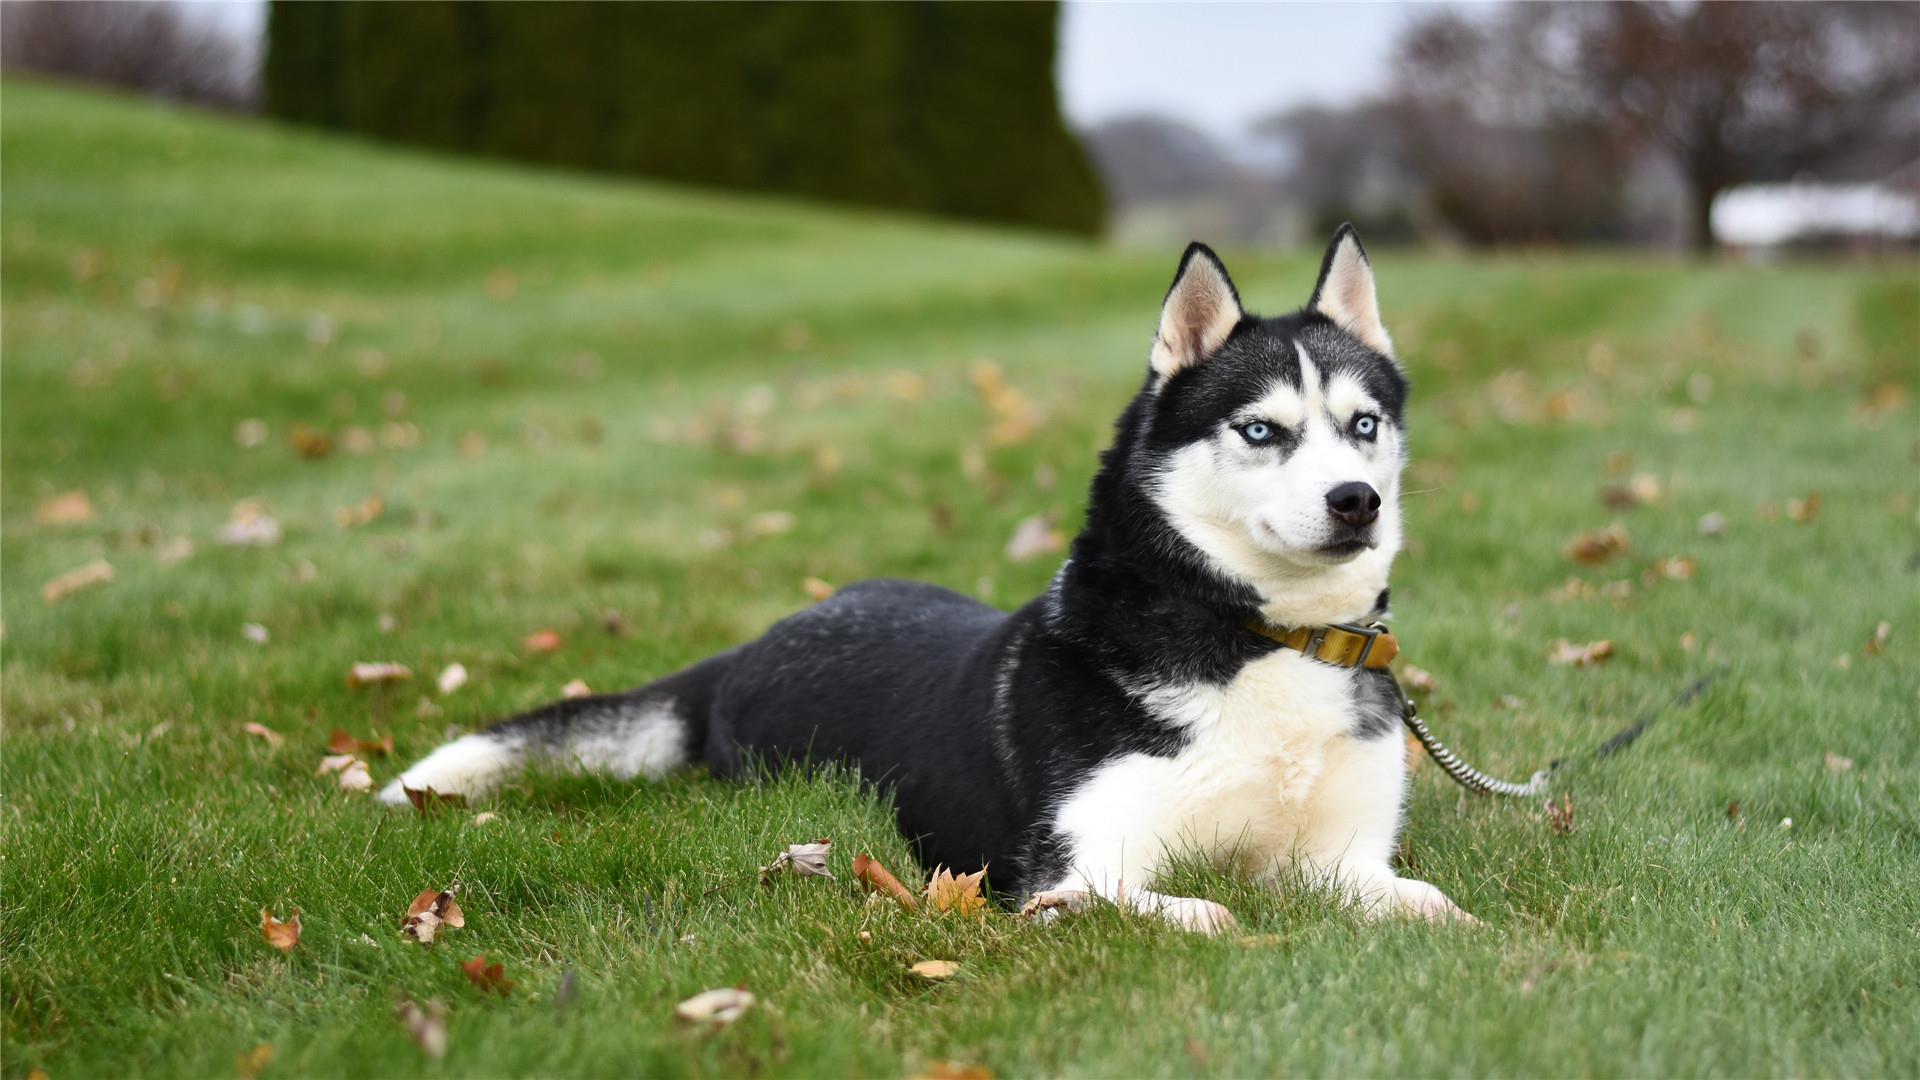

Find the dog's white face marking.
xmin=1150 ymin=341 xmax=1406 ymax=626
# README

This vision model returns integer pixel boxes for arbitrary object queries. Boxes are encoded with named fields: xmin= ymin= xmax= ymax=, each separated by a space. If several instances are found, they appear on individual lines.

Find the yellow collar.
xmin=1247 ymin=620 xmax=1399 ymax=670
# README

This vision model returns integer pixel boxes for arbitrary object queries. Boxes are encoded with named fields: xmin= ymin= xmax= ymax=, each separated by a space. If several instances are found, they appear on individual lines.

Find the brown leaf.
xmin=923 ymin=866 xmax=988 ymax=917
xmin=288 ymin=422 xmax=334 ymax=460
xmin=1648 ymin=556 xmax=1696 ymax=583
xmin=852 ymin=852 xmax=919 ymax=911
xmin=236 ymin=1043 xmax=276 ymax=1080
xmin=35 ymin=490 xmax=95 ymax=526
xmin=1864 ymin=621 xmax=1892 ymax=657
xmin=242 ymin=721 xmax=284 ymax=748
xmin=346 ymin=662 xmax=412 ymax=688
xmin=1786 ymin=491 xmax=1823 ymax=524
xmin=1544 ymin=794 xmax=1575 ymax=835
xmin=394 ymin=996 xmax=448 ymax=1060
xmin=1725 ymin=800 xmax=1742 ymax=821
xmin=1564 ymin=523 xmax=1630 ymax=566
xmin=1824 ymin=751 xmax=1855 ymax=774
xmin=41 ymin=559 xmax=114 ymax=604
xmin=327 ymin=729 xmax=394 ymax=756
xmin=461 ymin=954 xmax=513 ymax=995
xmin=914 ymin=1063 xmax=992 ymax=1080
xmin=522 ymin=629 xmax=563 ymax=654
xmin=436 ymin=662 xmax=469 ymax=695
xmin=1400 ymin=665 xmax=1438 ymax=694
xmin=802 ymin=576 xmax=837 ymax=603
xmin=333 ymin=495 xmax=385 ymax=529
xmin=674 ymin=987 xmax=754 ymax=1025
xmin=1547 ymin=639 xmax=1614 ymax=668
xmin=909 ymin=959 xmax=959 ymax=980
xmin=402 ymin=887 xmax=465 ymax=944
xmin=260 ymin=907 xmax=301 ymax=952
xmin=1697 ymin=511 xmax=1728 ymax=537
xmin=316 ymin=753 xmax=373 ymax=792
xmin=560 ymin=679 xmax=592 ymax=700
xmin=402 ymin=786 xmax=466 ymax=815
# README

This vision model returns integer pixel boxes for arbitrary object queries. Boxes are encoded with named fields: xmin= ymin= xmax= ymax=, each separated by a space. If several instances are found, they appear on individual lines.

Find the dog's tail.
xmin=376 ymin=649 xmax=736 ymax=805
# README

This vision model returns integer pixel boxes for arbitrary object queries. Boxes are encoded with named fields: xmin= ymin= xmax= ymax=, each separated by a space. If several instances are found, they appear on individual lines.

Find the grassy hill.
xmin=3 ymin=79 xmax=1917 ymax=1076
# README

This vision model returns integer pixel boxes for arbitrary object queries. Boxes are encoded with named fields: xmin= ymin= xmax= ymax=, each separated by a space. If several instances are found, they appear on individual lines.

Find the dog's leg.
xmin=1286 ymin=731 xmax=1476 ymax=924
xmin=1027 ymin=870 xmax=1240 ymax=935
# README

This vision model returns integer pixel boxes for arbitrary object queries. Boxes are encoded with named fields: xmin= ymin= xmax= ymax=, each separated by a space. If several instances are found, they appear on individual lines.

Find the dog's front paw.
xmin=1389 ymin=878 xmax=1478 ymax=925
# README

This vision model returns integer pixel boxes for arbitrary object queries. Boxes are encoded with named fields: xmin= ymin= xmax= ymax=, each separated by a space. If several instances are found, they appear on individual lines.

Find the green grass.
xmin=4 ymin=79 xmax=1918 ymax=1077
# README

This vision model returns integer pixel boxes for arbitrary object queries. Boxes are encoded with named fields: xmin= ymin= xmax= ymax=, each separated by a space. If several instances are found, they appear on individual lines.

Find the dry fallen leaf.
xmin=1564 ymin=523 xmax=1630 ymax=566
xmin=217 ymin=504 xmax=283 ymax=547
xmin=1544 ymin=794 xmax=1575 ymax=835
xmin=1547 ymin=639 xmax=1615 ymax=668
xmin=288 ymin=422 xmax=333 ymax=459
xmin=909 ymin=960 xmax=959 ymax=980
xmin=1647 ymin=556 xmax=1697 ymax=583
xmin=328 ymin=729 xmax=394 ymax=756
xmin=236 ymin=1043 xmax=275 ymax=1080
xmin=260 ymin=907 xmax=301 ymax=952
xmin=853 ymin=852 xmax=919 ymax=911
xmin=471 ymin=811 xmax=498 ymax=826
xmin=1824 ymin=751 xmax=1855 ymax=775
xmin=1786 ymin=492 xmax=1823 ymax=524
xmin=394 ymin=996 xmax=448 ymax=1060
xmin=522 ymin=629 xmax=563 ymax=654
xmin=436 ymin=662 xmax=469 ymax=695
xmin=915 ymin=1063 xmax=992 ymax=1080
xmin=333 ymin=495 xmax=385 ymax=529
xmin=461 ymin=955 xmax=513 ymax=995
xmin=242 ymin=622 xmax=271 ymax=645
xmin=402 ymin=886 xmax=465 ymax=945
xmin=41 ymin=559 xmax=114 ymax=604
xmin=35 ymin=490 xmax=95 ymax=526
xmin=760 ymin=838 xmax=834 ymax=884
xmin=1865 ymin=621 xmax=1892 ymax=657
xmin=924 ymin=866 xmax=988 ymax=917
xmin=234 ymin=418 xmax=270 ymax=449
xmin=1697 ymin=511 xmax=1728 ymax=537
xmin=402 ymin=786 xmax=467 ymax=814
xmin=802 ymin=576 xmax=836 ymax=603
xmin=675 ymin=987 xmax=754 ymax=1025
xmin=242 ymin=721 xmax=284 ymax=748
xmin=347 ymin=662 xmax=412 ymax=688
xmin=1004 ymin=514 xmax=1064 ymax=563
xmin=1400 ymin=665 xmax=1438 ymax=694
xmin=560 ymin=679 xmax=592 ymax=700
xmin=338 ymin=759 xmax=374 ymax=792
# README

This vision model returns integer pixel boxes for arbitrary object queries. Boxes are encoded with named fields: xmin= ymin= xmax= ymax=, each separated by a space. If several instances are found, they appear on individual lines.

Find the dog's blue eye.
xmin=1352 ymin=415 xmax=1379 ymax=440
xmin=1240 ymin=422 xmax=1274 ymax=445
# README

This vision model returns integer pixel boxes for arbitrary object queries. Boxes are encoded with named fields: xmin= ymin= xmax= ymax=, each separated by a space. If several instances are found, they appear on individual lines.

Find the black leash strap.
xmin=1404 ymin=674 xmax=1717 ymax=798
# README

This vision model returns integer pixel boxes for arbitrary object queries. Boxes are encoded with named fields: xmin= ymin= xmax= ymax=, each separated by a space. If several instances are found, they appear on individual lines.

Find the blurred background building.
xmin=4 ymin=0 xmax=1915 ymax=252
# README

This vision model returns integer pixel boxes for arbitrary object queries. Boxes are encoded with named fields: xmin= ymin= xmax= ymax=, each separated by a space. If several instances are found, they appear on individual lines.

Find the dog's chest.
xmin=1084 ymin=650 xmax=1364 ymax=859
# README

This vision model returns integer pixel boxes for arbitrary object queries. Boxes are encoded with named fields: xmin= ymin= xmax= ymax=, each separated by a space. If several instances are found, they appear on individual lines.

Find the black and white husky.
xmin=382 ymin=227 xmax=1471 ymax=930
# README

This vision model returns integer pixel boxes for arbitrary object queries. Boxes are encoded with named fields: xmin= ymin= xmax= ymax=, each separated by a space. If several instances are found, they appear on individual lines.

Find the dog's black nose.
xmin=1326 ymin=481 xmax=1381 ymax=528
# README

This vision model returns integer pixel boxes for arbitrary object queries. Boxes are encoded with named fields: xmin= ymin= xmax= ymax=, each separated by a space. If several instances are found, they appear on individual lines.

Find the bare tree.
xmin=0 ymin=1 xmax=256 ymax=111
xmin=1578 ymin=2 xmax=1920 ymax=250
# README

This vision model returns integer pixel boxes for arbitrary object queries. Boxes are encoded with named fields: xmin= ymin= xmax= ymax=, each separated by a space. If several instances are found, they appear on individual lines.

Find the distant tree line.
xmin=0 ymin=1 xmax=256 ymax=111
xmin=1088 ymin=1 xmax=1920 ymax=251
xmin=263 ymin=1 xmax=1103 ymax=237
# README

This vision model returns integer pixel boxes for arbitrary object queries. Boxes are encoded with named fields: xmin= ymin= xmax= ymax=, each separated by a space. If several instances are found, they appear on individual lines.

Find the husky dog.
xmin=382 ymin=226 xmax=1471 ymax=930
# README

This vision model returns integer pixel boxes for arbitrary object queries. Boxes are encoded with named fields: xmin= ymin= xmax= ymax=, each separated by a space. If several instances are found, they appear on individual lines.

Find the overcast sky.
xmin=191 ymin=0 xmax=1439 ymax=142
xmin=1058 ymin=2 xmax=1442 ymax=141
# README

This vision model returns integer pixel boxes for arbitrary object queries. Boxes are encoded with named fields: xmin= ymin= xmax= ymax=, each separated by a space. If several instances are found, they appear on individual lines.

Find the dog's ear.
xmin=1152 ymin=242 xmax=1245 ymax=378
xmin=1308 ymin=224 xmax=1392 ymax=356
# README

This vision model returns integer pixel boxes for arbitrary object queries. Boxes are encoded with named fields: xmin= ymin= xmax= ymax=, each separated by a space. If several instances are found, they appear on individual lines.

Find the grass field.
xmin=3 ymin=80 xmax=1917 ymax=1077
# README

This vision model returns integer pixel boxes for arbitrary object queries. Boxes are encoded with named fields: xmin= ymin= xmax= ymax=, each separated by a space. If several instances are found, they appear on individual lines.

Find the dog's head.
xmin=1134 ymin=226 xmax=1408 ymax=627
